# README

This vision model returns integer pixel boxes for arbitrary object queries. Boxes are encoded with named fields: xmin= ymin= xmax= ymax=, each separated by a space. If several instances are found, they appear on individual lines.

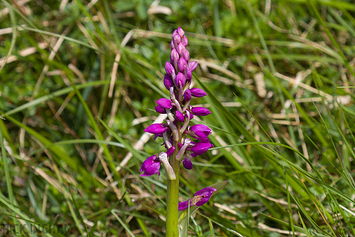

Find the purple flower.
xmin=145 ymin=123 xmax=167 ymax=134
xmin=173 ymin=33 xmax=181 ymax=44
xmin=178 ymin=187 xmax=217 ymax=211
xmin=177 ymin=27 xmax=184 ymax=37
xmin=166 ymin=146 xmax=176 ymax=156
xmin=140 ymin=155 xmax=160 ymax=177
xmin=177 ymin=44 xmax=186 ymax=57
xmin=191 ymin=124 xmax=211 ymax=139
xmin=182 ymin=36 xmax=188 ymax=46
xmin=184 ymin=89 xmax=191 ymax=101
xmin=175 ymin=111 xmax=185 ymax=122
xmin=170 ymin=49 xmax=179 ymax=65
xmin=192 ymin=107 xmax=211 ymax=116
xmin=178 ymin=58 xmax=187 ymax=72
xmin=155 ymin=105 xmax=165 ymax=114
xmin=182 ymin=50 xmax=190 ymax=62
xmin=156 ymin=98 xmax=172 ymax=109
xmin=165 ymin=62 xmax=175 ymax=76
xmin=163 ymin=74 xmax=174 ymax=90
xmin=191 ymin=142 xmax=213 ymax=155
xmin=183 ymin=157 xmax=193 ymax=170
xmin=190 ymin=88 xmax=207 ymax=97
xmin=188 ymin=61 xmax=198 ymax=71
xmin=175 ymin=72 xmax=186 ymax=87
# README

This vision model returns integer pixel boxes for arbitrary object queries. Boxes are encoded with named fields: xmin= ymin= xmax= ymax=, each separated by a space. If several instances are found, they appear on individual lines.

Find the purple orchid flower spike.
xmin=140 ymin=27 xmax=219 ymax=236
xmin=178 ymin=187 xmax=217 ymax=211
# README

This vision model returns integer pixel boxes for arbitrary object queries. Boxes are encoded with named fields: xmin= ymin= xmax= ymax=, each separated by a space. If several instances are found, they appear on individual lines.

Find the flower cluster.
xmin=140 ymin=27 xmax=214 ymax=211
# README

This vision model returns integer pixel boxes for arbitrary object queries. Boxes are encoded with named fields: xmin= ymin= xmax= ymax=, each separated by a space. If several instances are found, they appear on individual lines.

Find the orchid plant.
xmin=140 ymin=27 xmax=227 ymax=236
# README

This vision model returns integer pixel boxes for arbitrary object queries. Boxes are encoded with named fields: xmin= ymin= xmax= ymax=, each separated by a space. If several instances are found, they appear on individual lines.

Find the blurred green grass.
xmin=0 ymin=0 xmax=355 ymax=236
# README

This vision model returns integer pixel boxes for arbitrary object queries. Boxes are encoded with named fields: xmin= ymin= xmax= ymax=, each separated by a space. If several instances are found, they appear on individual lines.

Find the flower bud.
xmin=182 ymin=36 xmax=188 ymax=46
xmin=188 ymin=61 xmax=198 ymax=71
xmin=175 ymin=72 xmax=186 ymax=87
xmin=184 ymin=89 xmax=191 ymax=101
xmin=156 ymin=98 xmax=172 ymax=109
xmin=175 ymin=111 xmax=185 ymax=122
xmin=191 ymin=107 xmax=211 ymax=116
xmin=165 ymin=62 xmax=175 ymax=76
xmin=177 ymin=44 xmax=186 ymax=57
xmin=144 ymin=123 xmax=167 ymax=134
xmin=170 ymin=49 xmax=180 ymax=66
xmin=173 ymin=33 xmax=181 ymax=45
xmin=183 ymin=50 xmax=190 ymax=62
xmin=190 ymin=88 xmax=207 ymax=97
xmin=166 ymin=146 xmax=176 ymax=156
xmin=186 ymin=68 xmax=192 ymax=82
xmin=171 ymin=40 xmax=175 ymax=50
xmin=177 ymin=27 xmax=184 ymax=37
xmin=164 ymin=74 xmax=174 ymax=90
xmin=155 ymin=105 xmax=166 ymax=114
xmin=183 ymin=157 xmax=193 ymax=170
xmin=178 ymin=58 xmax=187 ymax=73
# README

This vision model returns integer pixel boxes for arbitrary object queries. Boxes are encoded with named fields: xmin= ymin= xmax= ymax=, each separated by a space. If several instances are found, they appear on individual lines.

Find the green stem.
xmin=166 ymin=158 xmax=180 ymax=237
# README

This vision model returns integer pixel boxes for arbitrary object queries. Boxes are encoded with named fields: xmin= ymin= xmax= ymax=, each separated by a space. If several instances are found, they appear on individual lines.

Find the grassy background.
xmin=1 ymin=0 xmax=355 ymax=236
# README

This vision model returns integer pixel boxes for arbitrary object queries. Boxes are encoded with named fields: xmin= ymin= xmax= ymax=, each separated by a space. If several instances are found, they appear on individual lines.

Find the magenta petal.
xmin=156 ymin=98 xmax=172 ymax=109
xmin=183 ymin=158 xmax=193 ymax=170
xmin=177 ymin=44 xmax=186 ymax=56
xmin=175 ymin=72 xmax=186 ymax=87
xmin=177 ymin=27 xmax=185 ymax=37
xmin=183 ymin=50 xmax=190 ymax=62
xmin=166 ymin=146 xmax=176 ymax=156
xmin=188 ymin=61 xmax=198 ymax=71
xmin=144 ymin=124 xmax=167 ymax=134
xmin=170 ymin=49 xmax=179 ymax=65
xmin=155 ymin=105 xmax=166 ymax=114
xmin=140 ymin=155 xmax=161 ymax=177
xmin=190 ymin=88 xmax=207 ymax=97
xmin=182 ymin=36 xmax=188 ymax=46
xmin=165 ymin=62 xmax=175 ymax=75
xmin=164 ymin=74 xmax=174 ymax=90
xmin=192 ymin=107 xmax=211 ymax=116
xmin=195 ymin=187 xmax=217 ymax=196
xmin=170 ymin=40 xmax=175 ymax=50
xmin=191 ymin=124 xmax=211 ymax=137
xmin=178 ymin=200 xmax=191 ymax=211
xmin=140 ymin=155 xmax=157 ymax=172
xmin=191 ymin=142 xmax=213 ymax=155
xmin=184 ymin=89 xmax=191 ymax=101
xmin=175 ymin=111 xmax=185 ymax=122
xmin=178 ymin=58 xmax=187 ymax=72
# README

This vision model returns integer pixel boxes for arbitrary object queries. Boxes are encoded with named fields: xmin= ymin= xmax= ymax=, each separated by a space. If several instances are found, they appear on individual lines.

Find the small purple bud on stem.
xmin=175 ymin=72 xmax=186 ymax=88
xmin=177 ymin=27 xmax=185 ymax=37
xmin=170 ymin=49 xmax=179 ymax=65
xmin=192 ymin=107 xmax=211 ymax=116
xmin=190 ymin=88 xmax=207 ymax=97
xmin=188 ymin=61 xmax=198 ymax=72
xmin=155 ymin=105 xmax=165 ymax=114
xmin=175 ymin=111 xmax=185 ymax=122
xmin=145 ymin=123 xmax=167 ymax=134
xmin=178 ymin=58 xmax=187 ymax=73
xmin=156 ymin=98 xmax=173 ymax=109
xmin=184 ymin=89 xmax=191 ymax=101
xmin=164 ymin=74 xmax=174 ymax=90
xmin=165 ymin=62 xmax=175 ymax=77
xmin=182 ymin=36 xmax=188 ymax=46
